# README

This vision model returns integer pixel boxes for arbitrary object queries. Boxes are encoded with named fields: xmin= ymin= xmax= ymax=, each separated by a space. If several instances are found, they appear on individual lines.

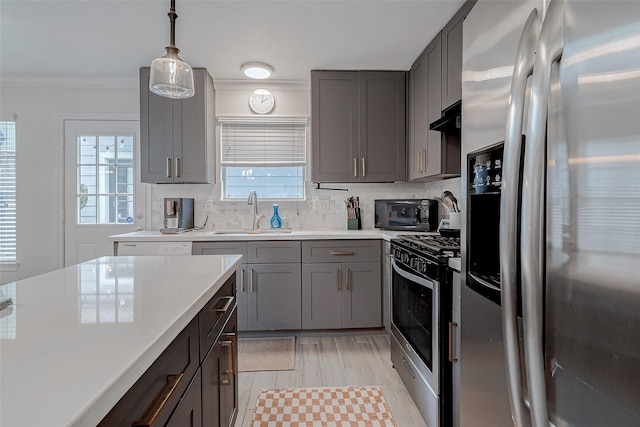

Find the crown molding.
xmin=213 ymin=79 xmax=309 ymax=91
xmin=0 ymin=75 xmax=310 ymax=91
xmin=0 ymin=75 xmax=138 ymax=89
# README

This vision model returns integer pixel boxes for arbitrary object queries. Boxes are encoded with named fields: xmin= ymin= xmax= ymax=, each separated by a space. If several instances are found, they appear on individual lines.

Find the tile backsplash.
xmin=149 ymin=178 xmax=463 ymax=231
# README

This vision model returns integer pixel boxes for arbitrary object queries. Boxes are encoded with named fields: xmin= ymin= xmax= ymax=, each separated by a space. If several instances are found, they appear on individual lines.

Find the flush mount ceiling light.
xmin=241 ymin=62 xmax=275 ymax=79
xmin=149 ymin=0 xmax=195 ymax=99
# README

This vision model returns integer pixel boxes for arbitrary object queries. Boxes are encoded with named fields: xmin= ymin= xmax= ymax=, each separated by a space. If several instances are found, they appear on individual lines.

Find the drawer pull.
xmin=401 ymin=356 xmax=416 ymax=379
xmin=331 ymin=251 xmax=354 ymax=256
xmin=216 ymin=296 xmax=234 ymax=314
xmin=132 ymin=373 xmax=184 ymax=427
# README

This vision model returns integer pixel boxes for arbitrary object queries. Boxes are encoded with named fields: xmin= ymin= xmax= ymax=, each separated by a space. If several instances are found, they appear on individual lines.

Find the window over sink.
xmin=219 ymin=120 xmax=307 ymax=200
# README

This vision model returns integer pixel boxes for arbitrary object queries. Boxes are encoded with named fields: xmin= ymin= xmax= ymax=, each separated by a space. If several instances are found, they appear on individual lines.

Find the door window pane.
xmin=76 ymin=133 xmax=135 ymax=225
xmin=0 ymin=121 xmax=17 ymax=262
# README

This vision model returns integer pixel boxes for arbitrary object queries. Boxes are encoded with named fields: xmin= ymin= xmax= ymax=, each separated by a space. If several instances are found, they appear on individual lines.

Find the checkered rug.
xmin=250 ymin=386 xmax=398 ymax=427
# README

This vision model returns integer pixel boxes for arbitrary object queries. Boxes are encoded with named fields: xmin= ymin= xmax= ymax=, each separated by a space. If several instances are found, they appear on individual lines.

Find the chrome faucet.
xmin=247 ymin=190 xmax=265 ymax=231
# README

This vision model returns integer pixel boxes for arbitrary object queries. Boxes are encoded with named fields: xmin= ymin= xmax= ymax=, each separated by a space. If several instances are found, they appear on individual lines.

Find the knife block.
xmin=347 ymin=218 xmax=361 ymax=230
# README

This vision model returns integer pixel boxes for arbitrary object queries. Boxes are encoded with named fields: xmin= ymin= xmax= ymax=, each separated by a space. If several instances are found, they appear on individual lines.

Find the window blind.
xmin=220 ymin=121 xmax=306 ymax=165
xmin=0 ymin=121 xmax=16 ymax=262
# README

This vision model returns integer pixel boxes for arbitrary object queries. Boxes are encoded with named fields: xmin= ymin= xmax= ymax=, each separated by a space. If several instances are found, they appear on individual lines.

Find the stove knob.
xmin=415 ymin=259 xmax=422 ymax=271
xmin=402 ymin=253 xmax=409 ymax=263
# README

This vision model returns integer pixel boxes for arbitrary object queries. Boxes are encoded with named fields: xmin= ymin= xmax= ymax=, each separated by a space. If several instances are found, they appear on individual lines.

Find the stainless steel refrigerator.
xmin=460 ymin=1 xmax=640 ymax=426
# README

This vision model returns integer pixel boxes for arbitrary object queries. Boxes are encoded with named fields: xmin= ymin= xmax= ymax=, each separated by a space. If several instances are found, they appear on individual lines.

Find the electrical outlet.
xmin=313 ymin=199 xmax=330 ymax=210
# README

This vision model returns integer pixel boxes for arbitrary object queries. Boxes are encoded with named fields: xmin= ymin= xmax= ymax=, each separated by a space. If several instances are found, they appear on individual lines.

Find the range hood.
xmin=429 ymin=100 xmax=461 ymax=134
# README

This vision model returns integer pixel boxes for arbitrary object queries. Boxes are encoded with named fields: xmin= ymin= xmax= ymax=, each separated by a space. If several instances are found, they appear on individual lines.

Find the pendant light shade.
xmin=149 ymin=0 xmax=194 ymax=99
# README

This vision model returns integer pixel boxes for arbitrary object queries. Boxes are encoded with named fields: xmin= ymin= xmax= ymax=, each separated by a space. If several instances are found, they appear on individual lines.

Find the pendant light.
xmin=149 ymin=0 xmax=195 ymax=99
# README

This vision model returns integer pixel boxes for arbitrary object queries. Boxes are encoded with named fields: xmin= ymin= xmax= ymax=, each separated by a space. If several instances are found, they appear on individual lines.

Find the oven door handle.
xmin=391 ymin=259 xmax=435 ymax=290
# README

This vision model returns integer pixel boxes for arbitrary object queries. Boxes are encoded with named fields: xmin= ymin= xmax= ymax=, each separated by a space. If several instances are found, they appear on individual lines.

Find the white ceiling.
xmin=1 ymin=0 xmax=465 ymax=86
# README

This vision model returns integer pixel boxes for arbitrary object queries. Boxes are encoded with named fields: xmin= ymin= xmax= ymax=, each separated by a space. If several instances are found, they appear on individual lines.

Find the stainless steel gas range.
xmin=390 ymin=234 xmax=460 ymax=427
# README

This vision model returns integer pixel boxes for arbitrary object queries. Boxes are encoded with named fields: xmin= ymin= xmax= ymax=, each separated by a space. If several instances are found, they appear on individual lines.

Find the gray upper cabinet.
xmin=408 ymin=0 xmax=475 ymax=180
xmin=140 ymin=67 xmax=215 ymax=184
xmin=311 ymin=70 xmax=406 ymax=183
xmin=408 ymin=34 xmax=442 ymax=180
xmin=311 ymin=71 xmax=359 ymax=183
xmin=441 ymin=0 xmax=476 ymax=110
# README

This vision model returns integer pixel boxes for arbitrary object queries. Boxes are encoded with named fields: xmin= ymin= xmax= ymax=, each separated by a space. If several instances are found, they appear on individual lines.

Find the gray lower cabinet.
xmin=140 ymin=67 xmax=215 ymax=184
xmin=382 ymin=241 xmax=392 ymax=333
xmin=302 ymin=240 xmax=382 ymax=329
xmin=248 ymin=263 xmax=302 ymax=330
xmin=311 ymin=70 xmax=406 ymax=183
xmin=193 ymin=241 xmax=302 ymax=331
xmin=193 ymin=242 xmax=249 ymax=331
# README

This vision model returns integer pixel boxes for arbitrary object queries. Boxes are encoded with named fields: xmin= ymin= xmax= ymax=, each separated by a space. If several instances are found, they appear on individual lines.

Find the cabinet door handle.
xmin=336 ymin=268 xmax=341 ymax=291
xmin=362 ymin=157 xmax=366 ymax=177
xmin=166 ymin=158 xmax=172 ymax=178
xmin=423 ymin=149 xmax=428 ymax=172
xmin=240 ymin=269 xmax=245 ymax=292
xmin=331 ymin=251 xmax=354 ymax=256
xmin=449 ymin=321 xmax=459 ymax=362
xmin=132 ymin=373 xmax=184 ymax=426
xmin=249 ymin=269 xmax=255 ymax=292
xmin=175 ymin=158 xmax=181 ymax=178
xmin=346 ymin=268 xmax=351 ymax=291
xmin=221 ymin=333 xmax=236 ymax=385
xmin=215 ymin=296 xmax=234 ymax=314
xmin=353 ymin=158 xmax=358 ymax=178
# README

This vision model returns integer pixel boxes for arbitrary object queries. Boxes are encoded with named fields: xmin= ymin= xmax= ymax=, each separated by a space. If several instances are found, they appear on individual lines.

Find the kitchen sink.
xmin=212 ymin=228 xmax=292 ymax=234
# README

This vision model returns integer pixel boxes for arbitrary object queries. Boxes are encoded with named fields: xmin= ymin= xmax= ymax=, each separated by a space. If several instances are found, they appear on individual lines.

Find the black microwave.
xmin=374 ymin=199 xmax=438 ymax=231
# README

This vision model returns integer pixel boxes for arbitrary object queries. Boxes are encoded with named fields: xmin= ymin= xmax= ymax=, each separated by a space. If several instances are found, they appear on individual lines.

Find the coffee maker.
xmin=162 ymin=198 xmax=194 ymax=233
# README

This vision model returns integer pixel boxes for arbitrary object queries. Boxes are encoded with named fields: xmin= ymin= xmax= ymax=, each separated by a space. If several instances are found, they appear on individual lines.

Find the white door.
xmin=64 ymin=120 xmax=146 ymax=266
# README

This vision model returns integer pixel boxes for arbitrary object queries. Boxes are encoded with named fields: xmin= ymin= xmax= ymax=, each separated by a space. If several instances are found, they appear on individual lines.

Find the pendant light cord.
xmin=168 ymin=0 xmax=177 ymax=48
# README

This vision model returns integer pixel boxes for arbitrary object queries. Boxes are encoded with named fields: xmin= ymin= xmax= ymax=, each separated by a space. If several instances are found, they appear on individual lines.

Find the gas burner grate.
xmin=396 ymin=234 xmax=461 ymax=256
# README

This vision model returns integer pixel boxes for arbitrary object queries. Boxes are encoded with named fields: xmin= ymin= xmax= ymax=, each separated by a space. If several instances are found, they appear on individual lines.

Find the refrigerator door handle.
xmin=522 ymin=1 xmax=565 ymax=427
xmin=500 ymin=8 xmax=541 ymax=427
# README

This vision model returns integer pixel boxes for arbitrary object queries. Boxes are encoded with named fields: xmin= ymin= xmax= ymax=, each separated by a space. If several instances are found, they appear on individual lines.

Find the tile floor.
xmin=234 ymin=334 xmax=429 ymax=427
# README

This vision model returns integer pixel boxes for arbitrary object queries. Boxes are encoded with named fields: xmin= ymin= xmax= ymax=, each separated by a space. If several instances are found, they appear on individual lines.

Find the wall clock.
xmin=249 ymin=89 xmax=275 ymax=114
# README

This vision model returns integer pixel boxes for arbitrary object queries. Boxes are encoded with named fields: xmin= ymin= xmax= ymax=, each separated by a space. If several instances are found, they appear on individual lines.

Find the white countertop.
xmin=110 ymin=229 xmax=438 ymax=242
xmin=449 ymin=257 xmax=461 ymax=271
xmin=0 ymin=255 xmax=242 ymax=427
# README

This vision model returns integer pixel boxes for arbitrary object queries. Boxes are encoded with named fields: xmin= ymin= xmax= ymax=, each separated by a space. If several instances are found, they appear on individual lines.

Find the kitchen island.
xmin=0 ymin=254 xmax=242 ymax=427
